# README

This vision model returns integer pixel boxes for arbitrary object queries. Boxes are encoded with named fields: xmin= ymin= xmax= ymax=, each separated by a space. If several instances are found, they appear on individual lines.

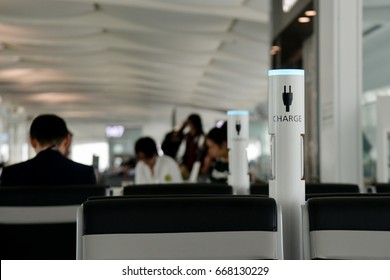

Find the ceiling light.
xmin=0 ymin=68 xmax=33 ymax=79
xmin=305 ymin=10 xmax=317 ymax=17
xmin=298 ymin=17 xmax=310 ymax=23
xmin=28 ymin=93 xmax=86 ymax=104
xmin=105 ymin=125 xmax=125 ymax=138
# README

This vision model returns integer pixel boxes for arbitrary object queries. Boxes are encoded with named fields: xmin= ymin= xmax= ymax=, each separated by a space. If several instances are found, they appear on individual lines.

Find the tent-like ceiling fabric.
xmin=0 ymin=0 xmax=270 ymax=141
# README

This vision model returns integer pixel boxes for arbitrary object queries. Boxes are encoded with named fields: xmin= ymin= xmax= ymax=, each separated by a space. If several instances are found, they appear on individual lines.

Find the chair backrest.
xmin=372 ymin=183 xmax=390 ymax=193
xmin=0 ymin=185 xmax=107 ymax=259
xmin=249 ymin=183 xmax=269 ymax=195
xmin=123 ymin=183 xmax=233 ymax=195
xmin=302 ymin=196 xmax=390 ymax=259
xmin=78 ymin=195 xmax=281 ymax=259
xmin=305 ymin=183 xmax=360 ymax=195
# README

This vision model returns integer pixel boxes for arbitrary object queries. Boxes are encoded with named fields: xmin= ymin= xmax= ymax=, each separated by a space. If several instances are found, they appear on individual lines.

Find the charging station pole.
xmin=268 ymin=69 xmax=305 ymax=259
xmin=227 ymin=110 xmax=250 ymax=195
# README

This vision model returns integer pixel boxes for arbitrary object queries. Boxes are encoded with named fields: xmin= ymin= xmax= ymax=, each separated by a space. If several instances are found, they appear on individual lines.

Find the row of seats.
xmin=77 ymin=195 xmax=281 ymax=260
xmin=112 ymin=182 xmax=390 ymax=196
xmin=119 ymin=182 xmax=362 ymax=197
xmin=0 ymin=185 xmax=107 ymax=260
xmin=303 ymin=196 xmax=390 ymax=259
xmin=368 ymin=183 xmax=390 ymax=193
xmin=122 ymin=183 xmax=233 ymax=195
xmin=1 ymin=183 xmax=390 ymax=259
xmin=79 ymin=192 xmax=390 ymax=260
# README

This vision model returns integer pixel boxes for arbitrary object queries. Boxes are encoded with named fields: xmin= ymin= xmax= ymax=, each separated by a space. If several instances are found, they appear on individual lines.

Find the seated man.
xmin=135 ymin=137 xmax=182 ymax=184
xmin=1 ymin=114 xmax=97 ymax=186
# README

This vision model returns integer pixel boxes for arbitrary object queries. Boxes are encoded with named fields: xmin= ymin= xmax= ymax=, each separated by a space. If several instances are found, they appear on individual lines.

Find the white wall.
xmin=376 ymin=96 xmax=390 ymax=182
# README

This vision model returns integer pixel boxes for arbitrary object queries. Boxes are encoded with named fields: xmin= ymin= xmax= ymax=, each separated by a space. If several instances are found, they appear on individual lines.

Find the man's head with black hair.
xmin=30 ymin=114 xmax=69 ymax=145
xmin=29 ymin=114 xmax=72 ymax=156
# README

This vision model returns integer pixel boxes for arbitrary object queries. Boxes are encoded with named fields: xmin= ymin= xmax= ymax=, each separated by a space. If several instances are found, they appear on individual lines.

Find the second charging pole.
xmin=268 ymin=69 xmax=305 ymax=259
xmin=227 ymin=110 xmax=250 ymax=195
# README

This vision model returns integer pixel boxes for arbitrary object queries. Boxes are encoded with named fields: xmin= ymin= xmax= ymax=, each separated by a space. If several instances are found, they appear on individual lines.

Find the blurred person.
xmin=162 ymin=113 xmax=206 ymax=179
xmin=135 ymin=136 xmax=182 ymax=184
xmin=1 ymin=114 xmax=97 ymax=186
xmin=161 ymin=129 xmax=182 ymax=159
xmin=120 ymin=157 xmax=136 ymax=184
xmin=100 ymin=157 xmax=136 ymax=186
xmin=205 ymin=122 xmax=229 ymax=183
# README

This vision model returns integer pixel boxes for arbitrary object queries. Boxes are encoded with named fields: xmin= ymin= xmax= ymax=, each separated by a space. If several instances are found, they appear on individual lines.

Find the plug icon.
xmin=235 ymin=120 xmax=241 ymax=136
xmin=282 ymin=85 xmax=293 ymax=112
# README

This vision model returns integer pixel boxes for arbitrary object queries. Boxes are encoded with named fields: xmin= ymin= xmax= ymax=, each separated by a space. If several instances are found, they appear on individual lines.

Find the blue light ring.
xmin=268 ymin=69 xmax=304 ymax=76
xmin=227 ymin=110 xmax=249 ymax=116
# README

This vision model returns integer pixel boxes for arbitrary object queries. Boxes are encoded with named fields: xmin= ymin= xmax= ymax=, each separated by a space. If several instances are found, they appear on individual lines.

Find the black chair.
xmin=305 ymin=183 xmax=360 ymax=199
xmin=249 ymin=183 xmax=269 ymax=195
xmin=305 ymin=183 xmax=360 ymax=195
xmin=302 ymin=196 xmax=390 ymax=259
xmin=123 ymin=183 xmax=233 ymax=195
xmin=77 ymin=195 xmax=282 ymax=259
xmin=0 ymin=185 xmax=106 ymax=260
xmin=371 ymin=183 xmax=390 ymax=193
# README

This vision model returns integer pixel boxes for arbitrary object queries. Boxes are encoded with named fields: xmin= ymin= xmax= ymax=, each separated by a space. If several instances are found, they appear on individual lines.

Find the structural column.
xmin=318 ymin=0 xmax=363 ymax=188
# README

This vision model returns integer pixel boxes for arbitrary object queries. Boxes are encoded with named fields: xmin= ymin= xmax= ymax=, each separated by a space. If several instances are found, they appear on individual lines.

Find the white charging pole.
xmin=268 ymin=69 xmax=305 ymax=259
xmin=227 ymin=110 xmax=250 ymax=195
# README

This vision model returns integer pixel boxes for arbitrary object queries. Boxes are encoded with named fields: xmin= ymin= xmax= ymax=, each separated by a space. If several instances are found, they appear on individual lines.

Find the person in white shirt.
xmin=134 ymin=137 xmax=183 ymax=184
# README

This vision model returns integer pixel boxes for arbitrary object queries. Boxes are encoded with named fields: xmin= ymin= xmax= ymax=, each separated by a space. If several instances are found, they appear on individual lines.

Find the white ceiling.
xmin=0 ymin=0 xmax=389 ymax=143
xmin=0 ymin=0 xmax=270 ymax=142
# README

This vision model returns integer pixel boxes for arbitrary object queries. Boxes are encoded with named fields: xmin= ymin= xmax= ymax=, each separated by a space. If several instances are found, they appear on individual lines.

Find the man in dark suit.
xmin=1 ymin=114 xmax=97 ymax=186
